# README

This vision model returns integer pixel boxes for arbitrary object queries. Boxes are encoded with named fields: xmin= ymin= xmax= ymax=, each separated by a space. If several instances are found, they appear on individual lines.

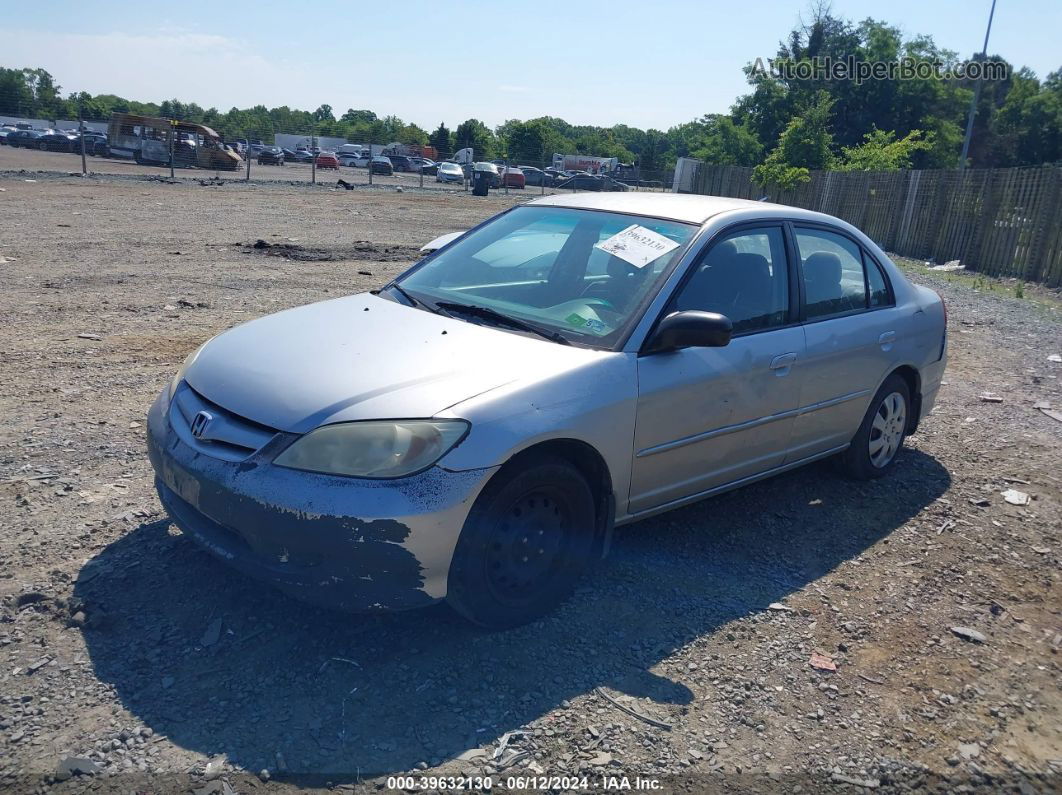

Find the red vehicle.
xmin=315 ymin=152 xmax=339 ymax=169
xmin=500 ymin=166 xmax=526 ymax=189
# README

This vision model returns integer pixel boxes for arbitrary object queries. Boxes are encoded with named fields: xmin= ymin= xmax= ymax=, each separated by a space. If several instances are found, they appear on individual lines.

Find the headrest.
xmin=804 ymin=251 xmax=842 ymax=285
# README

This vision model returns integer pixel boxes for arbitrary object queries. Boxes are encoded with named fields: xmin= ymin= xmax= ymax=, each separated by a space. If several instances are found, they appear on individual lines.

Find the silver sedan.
xmin=147 ymin=194 xmax=947 ymax=628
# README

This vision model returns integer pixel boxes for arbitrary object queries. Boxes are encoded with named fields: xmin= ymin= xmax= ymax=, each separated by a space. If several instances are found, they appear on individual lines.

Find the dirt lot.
xmin=0 ymin=160 xmax=1060 ymax=794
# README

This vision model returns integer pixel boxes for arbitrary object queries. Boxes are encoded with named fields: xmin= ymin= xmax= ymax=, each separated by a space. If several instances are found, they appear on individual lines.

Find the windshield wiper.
xmin=385 ymin=283 xmax=453 ymax=317
xmin=434 ymin=301 xmax=571 ymax=346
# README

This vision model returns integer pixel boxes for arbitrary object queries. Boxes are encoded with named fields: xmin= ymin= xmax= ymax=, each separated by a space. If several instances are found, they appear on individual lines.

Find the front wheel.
xmin=447 ymin=454 xmax=597 ymax=629
xmin=838 ymin=374 xmax=911 ymax=479
xmin=38 ymin=141 xmax=48 ymax=151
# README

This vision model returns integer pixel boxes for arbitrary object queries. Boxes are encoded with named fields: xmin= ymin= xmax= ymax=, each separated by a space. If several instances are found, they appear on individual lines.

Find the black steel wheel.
xmin=447 ymin=454 xmax=596 ymax=629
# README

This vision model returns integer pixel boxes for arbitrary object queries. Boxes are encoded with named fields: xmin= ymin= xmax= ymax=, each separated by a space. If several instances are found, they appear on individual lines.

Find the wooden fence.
xmin=691 ymin=164 xmax=1062 ymax=287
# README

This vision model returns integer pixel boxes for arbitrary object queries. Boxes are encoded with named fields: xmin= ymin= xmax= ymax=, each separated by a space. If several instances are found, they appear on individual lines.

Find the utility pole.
xmin=959 ymin=0 xmax=998 ymax=168
xmin=168 ymin=119 xmax=175 ymax=179
xmin=78 ymin=102 xmax=87 ymax=176
xmin=311 ymin=131 xmax=317 ymax=185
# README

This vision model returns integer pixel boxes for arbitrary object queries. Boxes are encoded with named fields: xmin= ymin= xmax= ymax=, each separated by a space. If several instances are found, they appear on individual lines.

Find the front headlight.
xmin=273 ymin=420 xmax=470 ymax=479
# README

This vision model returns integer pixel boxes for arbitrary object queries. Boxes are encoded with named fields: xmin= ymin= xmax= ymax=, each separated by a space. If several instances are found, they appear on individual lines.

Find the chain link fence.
xmin=1 ymin=109 xmax=676 ymax=196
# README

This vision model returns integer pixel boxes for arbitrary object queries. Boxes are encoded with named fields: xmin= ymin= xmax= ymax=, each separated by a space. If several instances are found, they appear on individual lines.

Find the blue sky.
xmin=3 ymin=0 xmax=1058 ymax=130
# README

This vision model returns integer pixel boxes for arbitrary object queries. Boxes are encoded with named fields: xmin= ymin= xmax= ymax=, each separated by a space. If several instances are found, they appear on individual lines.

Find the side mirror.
xmin=643 ymin=311 xmax=732 ymax=355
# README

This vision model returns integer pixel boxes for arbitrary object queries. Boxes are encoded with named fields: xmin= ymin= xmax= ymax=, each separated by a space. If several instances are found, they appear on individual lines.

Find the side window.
xmin=795 ymin=228 xmax=867 ymax=319
xmin=866 ymin=254 xmax=892 ymax=307
xmin=671 ymin=227 xmax=789 ymax=334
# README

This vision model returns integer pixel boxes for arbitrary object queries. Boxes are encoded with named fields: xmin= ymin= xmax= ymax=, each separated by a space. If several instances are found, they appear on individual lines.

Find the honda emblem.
xmin=190 ymin=410 xmax=213 ymax=439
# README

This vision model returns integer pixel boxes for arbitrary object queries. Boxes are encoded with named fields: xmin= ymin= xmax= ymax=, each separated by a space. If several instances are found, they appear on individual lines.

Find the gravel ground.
xmin=0 ymin=163 xmax=1059 ymax=794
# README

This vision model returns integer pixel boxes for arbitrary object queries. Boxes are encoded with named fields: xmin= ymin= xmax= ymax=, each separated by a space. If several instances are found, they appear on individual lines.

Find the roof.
xmin=528 ymin=192 xmax=790 ymax=225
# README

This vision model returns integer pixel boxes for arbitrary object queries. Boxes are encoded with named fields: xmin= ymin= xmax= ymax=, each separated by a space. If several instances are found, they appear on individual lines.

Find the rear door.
xmin=786 ymin=224 xmax=901 ymax=460
xmin=630 ymin=224 xmax=804 ymax=514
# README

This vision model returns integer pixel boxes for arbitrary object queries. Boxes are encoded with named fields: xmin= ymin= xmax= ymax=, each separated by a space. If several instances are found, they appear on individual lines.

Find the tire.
xmin=447 ymin=454 xmax=597 ymax=629
xmin=838 ymin=374 xmax=911 ymax=480
xmin=38 ymin=141 xmax=48 ymax=151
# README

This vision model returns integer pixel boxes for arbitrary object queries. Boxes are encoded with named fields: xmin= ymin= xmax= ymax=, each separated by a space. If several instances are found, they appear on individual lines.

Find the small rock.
xmin=55 ymin=756 xmax=100 ymax=781
xmin=200 ymin=618 xmax=223 ymax=647
xmin=258 ymin=768 xmax=271 ymax=781
xmin=768 ymin=602 xmax=793 ymax=612
xmin=979 ymin=393 xmax=1004 ymax=403
xmin=203 ymin=757 xmax=224 ymax=780
xmin=950 ymin=626 xmax=987 ymax=644
xmin=77 ymin=333 xmax=102 ymax=341
xmin=1048 ymin=354 xmax=1061 ymax=363
xmin=958 ymin=742 xmax=981 ymax=759
xmin=1001 ymin=489 xmax=1030 ymax=506
xmin=809 ymin=652 xmax=837 ymax=671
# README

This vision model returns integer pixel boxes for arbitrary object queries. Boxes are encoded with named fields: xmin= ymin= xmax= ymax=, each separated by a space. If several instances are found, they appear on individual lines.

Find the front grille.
xmin=171 ymin=383 xmax=278 ymax=461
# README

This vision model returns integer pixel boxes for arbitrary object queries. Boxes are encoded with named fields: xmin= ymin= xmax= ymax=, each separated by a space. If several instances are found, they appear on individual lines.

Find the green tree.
xmin=753 ymin=92 xmax=836 ymax=188
xmin=837 ymin=128 xmax=933 ymax=171
xmin=453 ymin=118 xmax=495 ymax=159
xmin=690 ymin=116 xmax=763 ymax=166
xmin=429 ymin=123 xmax=452 ymax=155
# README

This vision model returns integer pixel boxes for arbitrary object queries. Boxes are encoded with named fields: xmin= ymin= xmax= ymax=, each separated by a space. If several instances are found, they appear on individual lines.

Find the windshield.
xmin=395 ymin=206 xmax=698 ymax=348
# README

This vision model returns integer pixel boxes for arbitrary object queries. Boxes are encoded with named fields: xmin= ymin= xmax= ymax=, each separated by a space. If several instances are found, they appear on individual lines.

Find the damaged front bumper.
xmin=146 ymin=388 xmax=496 ymax=611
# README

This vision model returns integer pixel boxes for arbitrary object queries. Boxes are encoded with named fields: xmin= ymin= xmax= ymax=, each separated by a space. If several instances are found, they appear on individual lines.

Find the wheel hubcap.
xmin=485 ymin=490 xmax=569 ymax=600
xmin=869 ymin=391 xmax=906 ymax=468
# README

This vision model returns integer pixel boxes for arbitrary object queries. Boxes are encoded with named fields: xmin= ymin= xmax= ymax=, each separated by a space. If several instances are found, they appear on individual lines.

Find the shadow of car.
xmin=74 ymin=450 xmax=948 ymax=780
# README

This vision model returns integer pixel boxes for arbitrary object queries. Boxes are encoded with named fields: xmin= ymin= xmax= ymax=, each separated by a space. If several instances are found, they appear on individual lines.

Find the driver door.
xmin=629 ymin=225 xmax=804 ymax=514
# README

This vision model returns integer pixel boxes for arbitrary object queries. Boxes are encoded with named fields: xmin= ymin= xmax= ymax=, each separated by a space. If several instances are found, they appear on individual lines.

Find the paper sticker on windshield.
xmin=594 ymin=224 xmax=681 ymax=268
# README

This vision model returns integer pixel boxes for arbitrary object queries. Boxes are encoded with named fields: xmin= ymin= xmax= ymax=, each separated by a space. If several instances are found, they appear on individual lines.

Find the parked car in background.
xmin=389 ymin=155 xmax=415 ymax=172
xmin=337 ymin=152 xmax=362 ymax=167
xmin=283 ymin=148 xmax=313 ymax=163
xmin=436 ymin=161 xmax=464 ymax=183
xmin=556 ymin=173 xmax=630 ymax=192
xmin=39 ymin=130 xmax=78 ymax=151
xmin=149 ymin=194 xmax=946 ymax=628
xmin=500 ymin=166 xmax=526 ymax=189
xmin=543 ymin=167 xmax=567 ymax=184
xmin=72 ymin=131 xmax=108 ymax=155
xmin=258 ymin=147 xmax=285 ymax=165
xmin=518 ymin=165 xmax=550 ymax=186
xmin=370 ymin=156 xmax=394 ymax=175
xmin=416 ymin=158 xmax=438 ymax=175
xmin=6 ymin=130 xmax=44 ymax=148
xmin=248 ymin=143 xmax=267 ymax=157
xmin=315 ymin=152 xmax=340 ymax=169
xmin=348 ymin=153 xmax=372 ymax=167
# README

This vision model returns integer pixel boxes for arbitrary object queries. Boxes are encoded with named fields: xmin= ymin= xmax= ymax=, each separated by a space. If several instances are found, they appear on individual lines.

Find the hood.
xmin=185 ymin=293 xmax=604 ymax=433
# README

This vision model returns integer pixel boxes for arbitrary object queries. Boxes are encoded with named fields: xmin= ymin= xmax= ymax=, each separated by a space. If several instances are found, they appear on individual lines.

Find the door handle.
xmin=769 ymin=352 xmax=797 ymax=373
xmin=878 ymin=331 xmax=896 ymax=349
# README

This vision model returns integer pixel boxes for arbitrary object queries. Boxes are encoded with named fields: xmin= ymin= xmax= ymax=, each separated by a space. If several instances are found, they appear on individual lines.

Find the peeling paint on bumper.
xmin=146 ymin=389 xmax=496 ymax=611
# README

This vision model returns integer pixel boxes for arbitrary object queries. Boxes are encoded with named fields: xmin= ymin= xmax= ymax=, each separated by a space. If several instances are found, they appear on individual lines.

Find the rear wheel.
xmin=447 ymin=454 xmax=596 ymax=629
xmin=838 ymin=374 xmax=910 ymax=479
xmin=38 ymin=141 xmax=48 ymax=151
